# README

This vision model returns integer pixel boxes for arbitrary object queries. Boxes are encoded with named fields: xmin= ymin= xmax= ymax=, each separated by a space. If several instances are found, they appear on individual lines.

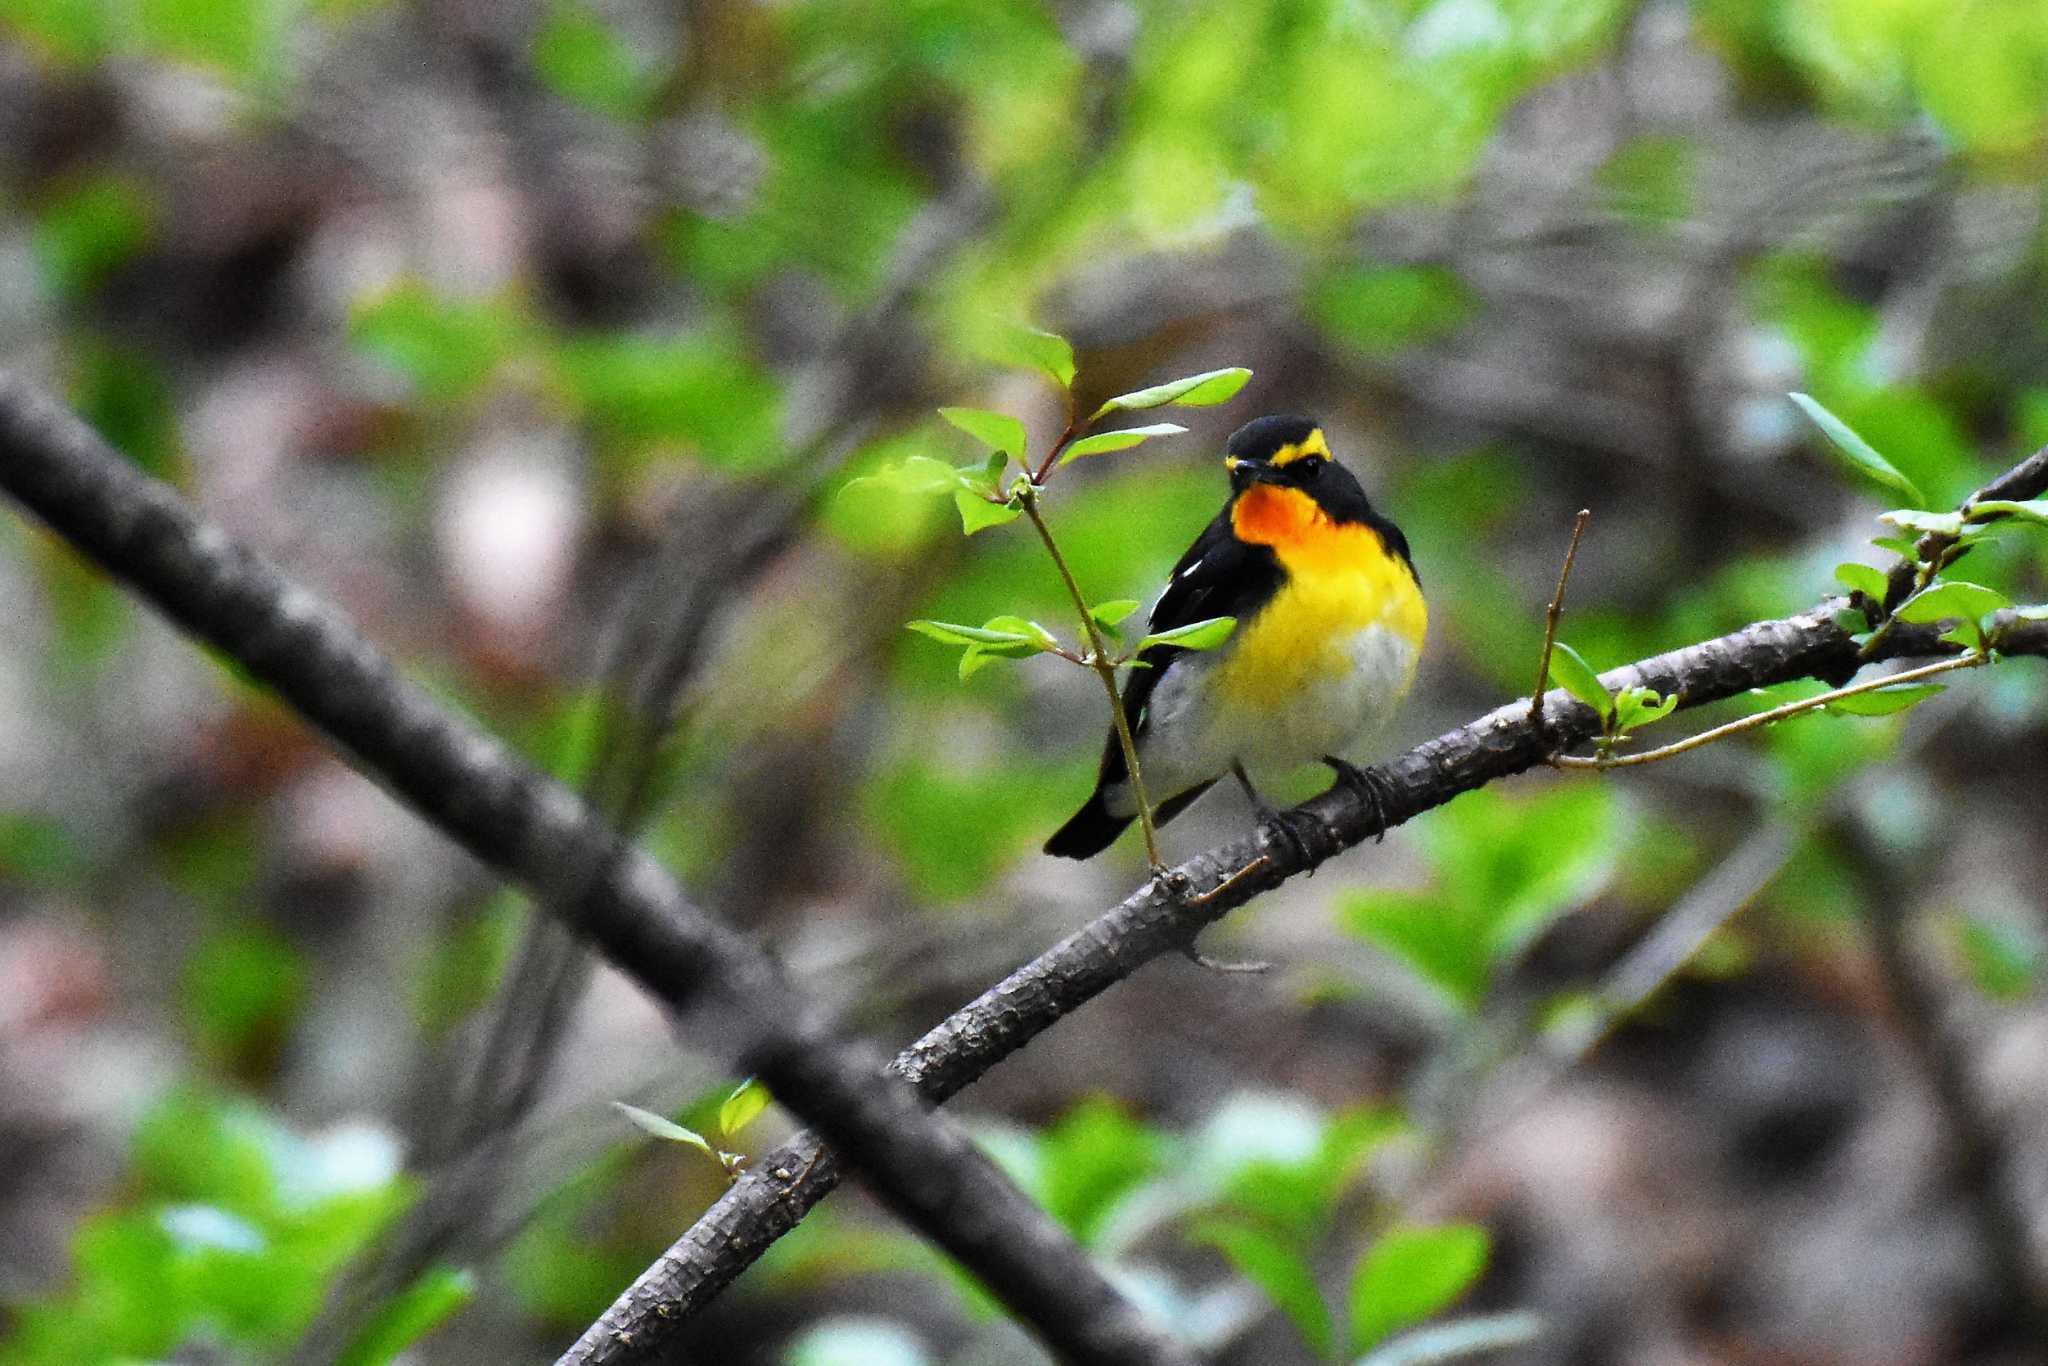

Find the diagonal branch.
xmin=565 ymin=449 xmax=2048 ymax=1365
xmin=0 ymin=372 xmax=1194 ymax=1366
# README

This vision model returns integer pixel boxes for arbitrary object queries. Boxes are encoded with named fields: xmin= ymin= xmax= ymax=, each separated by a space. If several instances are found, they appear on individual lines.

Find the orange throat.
xmin=1224 ymin=481 xmax=1426 ymax=649
xmin=1231 ymin=484 xmax=1345 ymax=561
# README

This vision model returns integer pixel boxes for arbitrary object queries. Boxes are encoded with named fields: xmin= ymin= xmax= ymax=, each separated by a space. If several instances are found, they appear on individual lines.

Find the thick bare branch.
xmin=567 ymin=449 xmax=2048 ymax=1366
xmin=0 ymin=371 xmax=1193 ymax=1366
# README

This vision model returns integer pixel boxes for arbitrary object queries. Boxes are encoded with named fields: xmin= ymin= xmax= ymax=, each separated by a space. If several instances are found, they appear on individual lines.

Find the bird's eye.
xmin=1295 ymin=454 xmax=1324 ymax=476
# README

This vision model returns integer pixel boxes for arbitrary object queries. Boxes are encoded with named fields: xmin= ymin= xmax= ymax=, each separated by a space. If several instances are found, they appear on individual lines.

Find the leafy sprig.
xmin=1529 ymin=393 xmax=2046 ymax=772
xmin=879 ymin=326 xmax=1252 ymax=870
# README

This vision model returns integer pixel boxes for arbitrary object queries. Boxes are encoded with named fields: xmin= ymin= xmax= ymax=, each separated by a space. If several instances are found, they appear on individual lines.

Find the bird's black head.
xmin=1223 ymin=414 xmax=1374 ymax=524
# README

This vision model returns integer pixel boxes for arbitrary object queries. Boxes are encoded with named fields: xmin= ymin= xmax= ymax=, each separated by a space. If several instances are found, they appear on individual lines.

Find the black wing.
xmin=1097 ymin=506 xmax=1283 ymax=784
xmin=1045 ymin=505 xmax=1282 ymax=856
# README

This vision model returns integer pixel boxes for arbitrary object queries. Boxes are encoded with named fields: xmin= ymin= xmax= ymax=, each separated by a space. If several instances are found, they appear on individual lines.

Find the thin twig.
xmin=1019 ymin=484 xmax=1166 ymax=871
xmin=1554 ymin=650 xmax=1986 ymax=769
xmin=1034 ymin=392 xmax=1083 ymax=484
xmin=1530 ymin=509 xmax=1593 ymax=736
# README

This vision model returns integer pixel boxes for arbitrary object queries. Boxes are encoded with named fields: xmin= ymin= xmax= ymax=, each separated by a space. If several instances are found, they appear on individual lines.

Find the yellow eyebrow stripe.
xmin=1266 ymin=428 xmax=1331 ymax=467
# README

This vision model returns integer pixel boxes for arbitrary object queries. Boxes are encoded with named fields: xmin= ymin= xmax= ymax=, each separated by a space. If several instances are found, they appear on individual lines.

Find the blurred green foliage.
xmin=0 ymin=1093 xmax=427 ymax=1366
xmin=1341 ymin=784 xmax=1621 ymax=1013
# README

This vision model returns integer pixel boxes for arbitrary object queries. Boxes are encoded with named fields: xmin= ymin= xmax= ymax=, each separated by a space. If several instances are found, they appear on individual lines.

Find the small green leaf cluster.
xmin=884 ymin=326 xmax=1250 ymax=692
xmin=612 ymin=1077 xmax=772 ymax=1182
xmin=1545 ymin=642 xmax=1677 ymax=757
xmin=1952 ymin=914 xmax=2045 ymax=1003
xmin=905 ymin=610 xmax=1240 ymax=681
xmin=1538 ymin=396 xmax=2047 ymax=772
xmin=1807 ymin=393 xmax=2048 ymax=664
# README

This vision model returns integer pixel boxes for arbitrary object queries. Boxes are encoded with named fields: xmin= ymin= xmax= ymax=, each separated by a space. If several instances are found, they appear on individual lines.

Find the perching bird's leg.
xmin=1323 ymin=755 xmax=1393 ymax=844
xmin=1233 ymin=760 xmax=1322 ymax=871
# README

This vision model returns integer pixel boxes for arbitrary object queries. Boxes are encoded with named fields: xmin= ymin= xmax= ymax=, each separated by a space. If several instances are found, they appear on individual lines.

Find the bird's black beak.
xmin=1226 ymin=455 xmax=1273 ymax=493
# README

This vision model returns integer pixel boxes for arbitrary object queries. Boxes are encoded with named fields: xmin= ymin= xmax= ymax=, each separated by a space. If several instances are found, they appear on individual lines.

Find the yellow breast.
xmin=1213 ymin=485 xmax=1426 ymax=710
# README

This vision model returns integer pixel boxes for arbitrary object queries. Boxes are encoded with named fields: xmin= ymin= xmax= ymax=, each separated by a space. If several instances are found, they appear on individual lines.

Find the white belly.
xmin=1107 ymin=623 xmax=1419 ymax=815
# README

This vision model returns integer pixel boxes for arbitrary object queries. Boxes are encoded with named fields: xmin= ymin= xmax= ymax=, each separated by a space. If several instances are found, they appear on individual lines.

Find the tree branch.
xmin=565 ymin=449 xmax=2048 ymax=1365
xmin=0 ymin=371 xmax=1194 ymax=1366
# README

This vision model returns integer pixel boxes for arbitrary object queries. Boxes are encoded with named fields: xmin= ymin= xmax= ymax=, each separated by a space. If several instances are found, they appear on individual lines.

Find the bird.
xmin=1044 ymin=414 xmax=1425 ymax=861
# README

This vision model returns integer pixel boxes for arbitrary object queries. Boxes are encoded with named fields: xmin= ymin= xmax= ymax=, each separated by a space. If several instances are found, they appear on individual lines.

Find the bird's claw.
xmin=1259 ymin=805 xmax=1324 ymax=870
xmin=1323 ymin=755 xmax=1392 ymax=844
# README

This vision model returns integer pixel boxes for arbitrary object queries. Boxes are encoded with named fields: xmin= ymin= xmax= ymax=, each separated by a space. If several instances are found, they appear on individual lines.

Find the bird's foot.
xmin=1233 ymin=760 xmax=1323 ymax=872
xmin=1258 ymin=804 xmax=1325 ymax=871
xmin=1323 ymin=755 xmax=1393 ymax=844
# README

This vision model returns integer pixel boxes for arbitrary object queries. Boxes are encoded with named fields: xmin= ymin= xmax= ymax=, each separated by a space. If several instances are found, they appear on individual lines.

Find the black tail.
xmin=1043 ymin=790 xmax=1130 ymax=859
xmin=1043 ymin=779 xmax=1217 ymax=860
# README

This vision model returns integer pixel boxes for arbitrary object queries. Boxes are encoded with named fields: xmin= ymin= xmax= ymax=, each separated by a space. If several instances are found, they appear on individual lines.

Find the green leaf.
xmin=1879 ymin=508 xmax=1966 ymax=537
xmin=845 ymin=454 xmax=963 ymax=496
xmin=977 ymin=448 xmax=1009 ymax=490
xmin=1090 ymin=367 xmax=1252 ymax=419
xmin=1193 ymin=1219 xmax=1334 ymax=1357
xmin=932 ymin=614 xmax=1055 ymax=681
xmin=905 ymin=620 xmax=1039 ymax=647
xmin=1340 ymin=889 xmax=1484 ymax=1012
xmin=1870 ymin=533 xmax=1920 ymax=558
xmin=1893 ymin=580 xmax=2011 ymax=632
xmin=959 ymin=643 xmax=1036 ymax=681
xmin=1610 ymin=685 xmax=1676 ymax=733
xmin=1545 ymin=642 xmax=1612 ymax=721
xmin=980 ymin=615 xmax=1062 ymax=651
xmin=1822 ymin=683 xmax=1945 ymax=717
xmin=1834 ymin=562 xmax=1889 ymax=600
xmin=719 ymin=1080 xmax=769 ymax=1139
xmin=938 ymin=407 xmax=1028 ymax=460
xmin=1090 ymin=600 xmax=1142 ymax=638
xmin=0 ymin=812 xmax=86 ymax=884
xmin=611 ymin=1102 xmax=715 ymax=1157
xmin=337 ymin=1266 xmax=475 ymax=1366
xmin=532 ymin=0 xmax=657 ymax=121
xmin=555 ymin=327 xmax=781 ymax=469
xmin=1954 ymin=914 xmax=2042 ymax=1002
xmin=32 ymin=175 xmax=156 ymax=297
xmin=1349 ymin=1223 xmax=1492 ymax=1356
xmin=1058 ymin=423 xmax=1188 ymax=464
xmin=1033 ymin=1098 xmax=1166 ymax=1244
xmin=1789 ymin=392 xmax=1926 ymax=504
xmin=1966 ymin=498 xmax=2048 ymax=526
xmin=954 ymin=488 xmax=1023 ymax=535
xmin=351 ymin=283 xmax=528 ymax=404
xmin=1352 ymin=1310 xmax=1546 ymax=1366
xmin=183 ymin=928 xmax=307 ymax=1065
xmin=993 ymin=325 xmax=1077 ymax=388
xmin=1137 ymin=616 xmax=1236 ymax=652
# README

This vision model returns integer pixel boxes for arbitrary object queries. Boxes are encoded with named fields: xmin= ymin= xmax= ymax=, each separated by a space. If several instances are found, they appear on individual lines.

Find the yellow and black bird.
xmin=1045 ymin=414 xmax=1425 ymax=859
